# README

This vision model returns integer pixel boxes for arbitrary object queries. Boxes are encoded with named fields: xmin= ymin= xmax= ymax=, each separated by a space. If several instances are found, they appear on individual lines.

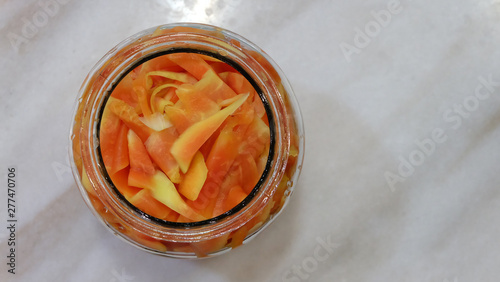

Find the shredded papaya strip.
xmin=134 ymin=86 xmax=152 ymax=117
xmin=171 ymin=93 xmax=249 ymax=173
xmin=218 ymin=93 xmax=247 ymax=107
xmin=163 ymin=87 xmax=177 ymax=102
xmin=138 ymin=112 xmax=172 ymax=131
xmin=146 ymin=71 xmax=192 ymax=85
xmin=167 ymin=53 xmax=213 ymax=80
xmin=150 ymin=171 xmax=205 ymax=221
xmin=212 ymin=168 xmax=240 ymax=217
xmin=106 ymin=97 xmax=153 ymax=142
xmin=150 ymin=83 xmax=179 ymax=113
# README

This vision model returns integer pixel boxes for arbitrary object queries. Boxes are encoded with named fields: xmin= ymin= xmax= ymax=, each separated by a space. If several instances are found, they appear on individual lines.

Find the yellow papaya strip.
xmin=178 ymin=151 xmax=208 ymax=201
xmin=171 ymin=93 xmax=249 ymax=173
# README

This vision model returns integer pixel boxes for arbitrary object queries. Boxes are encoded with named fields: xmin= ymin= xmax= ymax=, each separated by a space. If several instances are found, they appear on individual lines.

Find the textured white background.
xmin=1 ymin=0 xmax=500 ymax=281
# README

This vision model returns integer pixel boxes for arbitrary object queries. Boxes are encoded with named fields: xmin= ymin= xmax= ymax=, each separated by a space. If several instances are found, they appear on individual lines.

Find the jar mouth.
xmin=95 ymin=47 xmax=277 ymax=228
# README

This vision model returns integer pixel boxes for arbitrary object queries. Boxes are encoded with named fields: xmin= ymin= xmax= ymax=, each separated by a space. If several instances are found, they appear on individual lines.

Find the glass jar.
xmin=70 ymin=23 xmax=304 ymax=258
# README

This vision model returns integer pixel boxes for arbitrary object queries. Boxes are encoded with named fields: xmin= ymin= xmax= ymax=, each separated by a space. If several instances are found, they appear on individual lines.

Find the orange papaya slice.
xmin=239 ymin=115 xmax=270 ymax=160
xmin=146 ymin=55 xmax=184 ymax=73
xmin=236 ymin=153 xmax=260 ymax=194
xmin=167 ymin=52 xmax=213 ymax=80
xmin=138 ymin=112 xmax=172 ymax=132
xmin=112 ymin=74 xmax=137 ymax=108
xmin=134 ymin=86 xmax=152 ymax=117
xmin=144 ymin=127 xmax=181 ymax=183
xmin=230 ymin=225 xmax=249 ymax=248
xmin=140 ymin=170 xmax=205 ymax=222
xmin=100 ymin=108 xmax=129 ymax=175
xmin=178 ymin=151 xmax=208 ymax=201
xmin=209 ymin=61 xmax=238 ymax=74
xmin=150 ymin=83 xmax=178 ymax=113
xmin=164 ymin=106 xmax=191 ymax=134
xmin=223 ymin=185 xmax=248 ymax=215
xmin=99 ymin=50 xmax=274 ymax=228
xmin=212 ymin=169 xmax=242 ymax=217
xmin=175 ymin=82 xmax=220 ymax=122
xmin=171 ymin=93 xmax=249 ymax=173
xmin=127 ymin=129 xmax=156 ymax=187
xmin=248 ymin=50 xmax=281 ymax=84
xmin=205 ymin=118 xmax=245 ymax=181
xmin=191 ymin=234 xmax=230 ymax=257
xmin=188 ymin=120 xmax=242 ymax=214
xmin=198 ymin=69 xmax=238 ymax=102
xmin=129 ymin=189 xmax=173 ymax=220
xmin=110 ymin=167 xmax=141 ymax=200
xmin=126 ymin=230 xmax=167 ymax=252
xmin=106 ymin=97 xmax=153 ymax=142
xmin=81 ymin=166 xmax=95 ymax=196
xmin=146 ymin=70 xmax=194 ymax=84
xmin=221 ymin=72 xmax=255 ymax=95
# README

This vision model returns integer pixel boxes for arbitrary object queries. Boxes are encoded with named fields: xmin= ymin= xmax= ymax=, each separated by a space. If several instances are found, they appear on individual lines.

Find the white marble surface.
xmin=1 ymin=0 xmax=500 ymax=281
